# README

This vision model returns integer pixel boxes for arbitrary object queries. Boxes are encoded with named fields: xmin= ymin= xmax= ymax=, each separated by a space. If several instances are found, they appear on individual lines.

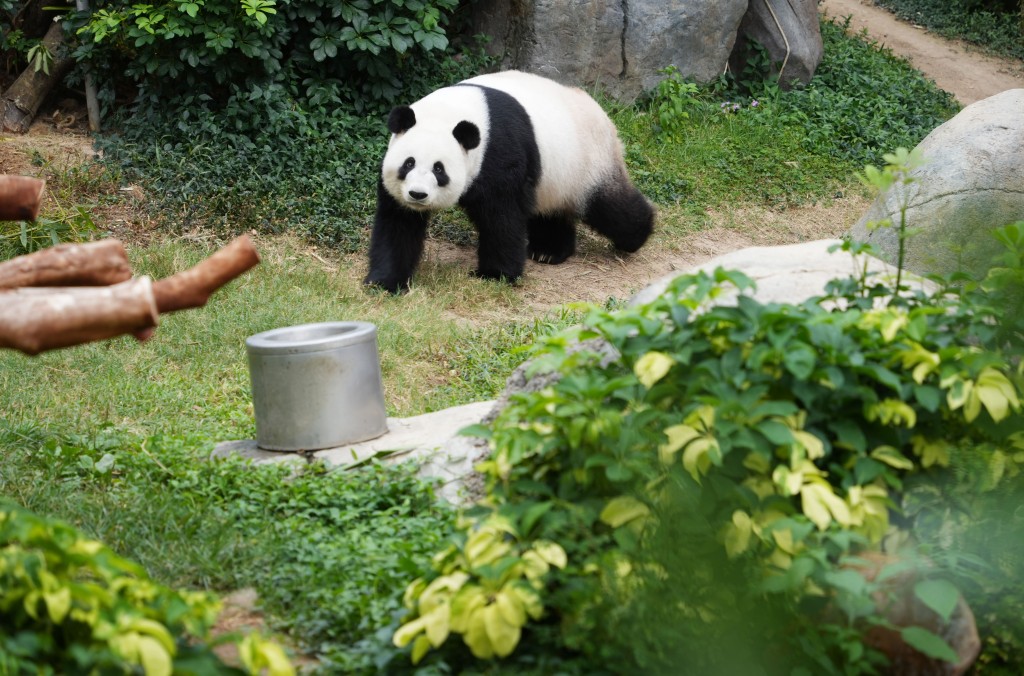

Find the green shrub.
xmin=0 ymin=499 xmax=292 ymax=675
xmin=389 ymin=154 xmax=1024 ymax=673
xmin=871 ymin=0 xmax=1024 ymax=62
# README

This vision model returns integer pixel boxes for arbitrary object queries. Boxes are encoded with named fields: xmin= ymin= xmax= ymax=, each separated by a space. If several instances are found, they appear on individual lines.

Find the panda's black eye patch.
xmin=432 ymin=161 xmax=450 ymax=187
xmin=398 ymin=157 xmax=415 ymax=179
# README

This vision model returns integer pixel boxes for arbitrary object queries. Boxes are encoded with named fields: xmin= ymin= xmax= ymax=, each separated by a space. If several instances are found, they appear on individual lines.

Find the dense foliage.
xmin=0 ymin=499 xmax=292 ymax=675
xmin=390 ymin=155 xmax=1024 ymax=674
xmin=871 ymin=0 xmax=1024 ymax=61
xmin=0 ymin=430 xmax=457 ymax=672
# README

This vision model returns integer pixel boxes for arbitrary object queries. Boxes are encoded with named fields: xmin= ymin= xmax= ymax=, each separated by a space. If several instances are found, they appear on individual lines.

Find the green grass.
xmin=0 ymin=16 xmax=971 ymax=672
xmin=872 ymin=0 xmax=1024 ymax=62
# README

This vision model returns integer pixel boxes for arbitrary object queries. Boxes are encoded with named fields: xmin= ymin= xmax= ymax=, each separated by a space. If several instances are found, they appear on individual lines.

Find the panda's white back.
xmin=462 ymin=71 xmax=626 ymax=215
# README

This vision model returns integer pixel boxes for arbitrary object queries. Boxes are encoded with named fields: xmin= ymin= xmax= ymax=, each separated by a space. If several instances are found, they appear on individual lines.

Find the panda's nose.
xmin=408 ymin=190 xmax=428 ymax=201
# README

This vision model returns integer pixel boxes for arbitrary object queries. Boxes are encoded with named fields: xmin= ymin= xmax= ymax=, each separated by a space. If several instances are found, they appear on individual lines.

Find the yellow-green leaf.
xmin=801 ymin=480 xmax=851 ymax=530
xmin=494 ymin=589 xmax=527 ymax=627
xmin=871 ymin=445 xmax=915 ymax=470
xmin=134 ymin=635 xmax=172 ymax=676
xmin=599 ymin=496 xmax=650 ymax=528
xmin=794 ymin=430 xmax=825 ymax=460
xmin=723 ymin=510 xmax=753 ymax=558
xmin=423 ymin=605 xmax=451 ymax=648
xmin=911 ymin=435 xmax=950 ymax=468
xmin=43 ymin=587 xmax=71 ymax=624
xmin=531 ymin=540 xmax=567 ymax=569
xmin=510 ymin=584 xmax=544 ymax=620
xmin=976 ymin=367 xmax=1020 ymax=423
xmin=634 ymin=351 xmax=674 ymax=388
xmin=482 ymin=602 xmax=521 ymax=657
xmin=659 ymin=424 xmax=700 ymax=464
xmin=411 ymin=634 xmax=432 ymax=665
xmin=682 ymin=437 xmax=719 ymax=483
xmin=393 ymin=615 xmax=429 ymax=648
xmin=463 ymin=610 xmax=495 ymax=659
xmin=449 ymin=585 xmax=488 ymax=633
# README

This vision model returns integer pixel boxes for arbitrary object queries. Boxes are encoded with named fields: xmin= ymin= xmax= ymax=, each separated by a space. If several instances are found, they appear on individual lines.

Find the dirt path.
xmin=820 ymin=0 xmax=1024 ymax=105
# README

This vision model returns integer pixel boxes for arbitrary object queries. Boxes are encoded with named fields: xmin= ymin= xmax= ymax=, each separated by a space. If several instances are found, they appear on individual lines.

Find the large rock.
xmin=467 ymin=0 xmax=748 ymax=100
xmin=848 ymin=89 xmax=1024 ymax=280
xmin=729 ymin=0 xmax=823 ymax=88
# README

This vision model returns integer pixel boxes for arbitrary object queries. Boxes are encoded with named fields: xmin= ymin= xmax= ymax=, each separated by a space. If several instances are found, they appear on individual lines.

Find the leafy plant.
xmin=872 ymin=0 xmax=1024 ymax=61
xmin=0 ymin=499 xmax=293 ymax=675
xmin=391 ymin=153 xmax=1023 ymax=672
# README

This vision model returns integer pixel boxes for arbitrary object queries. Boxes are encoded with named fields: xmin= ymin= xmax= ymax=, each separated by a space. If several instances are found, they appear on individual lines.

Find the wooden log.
xmin=1 ymin=21 xmax=75 ymax=134
xmin=0 ymin=277 xmax=159 ymax=355
xmin=0 ymin=175 xmax=46 ymax=221
xmin=152 ymin=235 xmax=260 ymax=313
xmin=0 ymin=239 xmax=133 ymax=289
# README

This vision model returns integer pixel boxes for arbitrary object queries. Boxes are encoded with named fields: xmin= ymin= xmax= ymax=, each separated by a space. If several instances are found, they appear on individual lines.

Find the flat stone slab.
xmin=212 ymin=400 xmax=496 ymax=502
xmin=629 ymin=238 xmax=915 ymax=307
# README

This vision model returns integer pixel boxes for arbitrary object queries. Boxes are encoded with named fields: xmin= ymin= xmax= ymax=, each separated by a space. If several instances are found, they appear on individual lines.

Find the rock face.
xmin=729 ymin=0 xmax=824 ymax=88
xmin=848 ymin=89 xmax=1024 ymax=280
xmin=467 ymin=0 xmax=748 ymax=100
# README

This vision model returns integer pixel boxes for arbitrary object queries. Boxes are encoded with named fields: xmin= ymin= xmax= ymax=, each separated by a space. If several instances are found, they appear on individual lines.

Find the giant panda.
xmin=363 ymin=70 xmax=655 ymax=292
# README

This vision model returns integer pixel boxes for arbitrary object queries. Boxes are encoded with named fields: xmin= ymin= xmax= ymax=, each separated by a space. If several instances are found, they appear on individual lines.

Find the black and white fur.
xmin=364 ymin=70 xmax=655 ymax=292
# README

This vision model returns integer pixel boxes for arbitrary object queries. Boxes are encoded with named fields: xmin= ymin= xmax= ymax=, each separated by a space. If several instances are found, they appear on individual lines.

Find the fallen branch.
xmin=0 ymin=239 xmax=132 ymax=289
xmin=152 ymin=234 xmax=260 ymax=313
xmin=0 ymin=235 xmax=261 ymax=355
xmin=0 ymin=175 xmax=46 ymax=221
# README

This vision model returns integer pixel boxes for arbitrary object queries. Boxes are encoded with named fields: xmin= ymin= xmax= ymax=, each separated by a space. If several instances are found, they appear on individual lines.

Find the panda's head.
xmin=381 ymin=105 xmax=481 ymax=212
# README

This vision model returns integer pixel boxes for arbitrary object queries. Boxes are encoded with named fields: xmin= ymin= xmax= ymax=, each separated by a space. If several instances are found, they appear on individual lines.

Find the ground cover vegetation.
xmin=870 ymin=0 xmax=1024 ymax=62
xmin=3 ymin=3 xmax=1019 ymax=672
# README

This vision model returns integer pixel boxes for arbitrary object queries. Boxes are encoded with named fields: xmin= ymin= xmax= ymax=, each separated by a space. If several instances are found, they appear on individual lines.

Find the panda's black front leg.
xmin=364 ymin=180 xmax=431 ymax=293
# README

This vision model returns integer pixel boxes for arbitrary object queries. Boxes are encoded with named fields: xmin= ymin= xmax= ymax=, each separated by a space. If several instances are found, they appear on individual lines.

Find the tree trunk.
xmin=0 ymin=238 xmax=133 ymax=289
xmin=1 ymin=21 xmax=75 ymax=133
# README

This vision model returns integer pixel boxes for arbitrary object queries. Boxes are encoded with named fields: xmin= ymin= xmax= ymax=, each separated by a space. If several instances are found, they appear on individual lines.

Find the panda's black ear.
xmin=452 ymin=121 xmax=480 ymax=151
xmin=387 ymin=106 xmax=416 ymax=134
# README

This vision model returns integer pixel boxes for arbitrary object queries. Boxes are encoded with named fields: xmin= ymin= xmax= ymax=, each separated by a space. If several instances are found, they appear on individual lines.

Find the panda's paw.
xmin=363 ymin=274 xmax=410 ymax=294
xmin=528 ymin=249 xmax=571 ymax=265
xmin=473 ymin=268 xmax=522 ymax=285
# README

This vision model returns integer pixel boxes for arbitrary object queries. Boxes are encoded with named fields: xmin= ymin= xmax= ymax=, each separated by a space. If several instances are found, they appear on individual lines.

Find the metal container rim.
xmin=245 ymin=321 xmax=378 ymax=355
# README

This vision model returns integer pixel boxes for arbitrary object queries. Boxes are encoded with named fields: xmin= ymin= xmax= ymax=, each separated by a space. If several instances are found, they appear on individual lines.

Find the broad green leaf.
xmin=423 ymin=605 xmax=451 ymax=648
xmin=449 ymin=586 xmax=487 ymax=633
xmin=600 ymin=496 xmax=650 ymax=528
xmin=634 ymin=351 xmax=674 ymax=388
xmin=914 ymin=579 xmax=960 ymax=623
xmin=899 ymin=626 xmax=958 ymax=663
xmin=783 ymin=343 xmax=817 ymax=379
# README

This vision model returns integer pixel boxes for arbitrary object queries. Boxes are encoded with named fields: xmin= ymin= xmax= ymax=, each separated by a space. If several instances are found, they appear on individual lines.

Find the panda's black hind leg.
xmin=527 ymin=213 xmax=576 ymax=264
xmin=583 ymin=181 xmax=655 ymax=253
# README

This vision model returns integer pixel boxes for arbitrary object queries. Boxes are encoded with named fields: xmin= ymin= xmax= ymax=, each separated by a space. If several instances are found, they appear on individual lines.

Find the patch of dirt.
xmin=820 ymin=0 xmax=1024 ymax=105
xmin=417 ymin=194 xmax=871 ymax=313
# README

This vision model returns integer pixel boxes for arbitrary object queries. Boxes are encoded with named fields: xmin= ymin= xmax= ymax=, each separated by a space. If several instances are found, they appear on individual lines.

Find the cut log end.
xmin=0 ymin=175 xmax=46 ymax=221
